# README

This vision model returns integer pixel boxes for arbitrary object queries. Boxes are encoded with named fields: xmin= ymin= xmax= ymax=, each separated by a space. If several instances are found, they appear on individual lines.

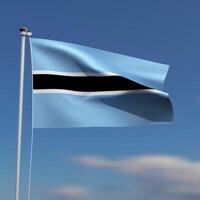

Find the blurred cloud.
xmin=49 ymin=185 xmax=91 ymax=200
xmin=72 ymin=155 xmax=200 ymax=199
xmin=197 ymin=95 xmax=200 ymax=103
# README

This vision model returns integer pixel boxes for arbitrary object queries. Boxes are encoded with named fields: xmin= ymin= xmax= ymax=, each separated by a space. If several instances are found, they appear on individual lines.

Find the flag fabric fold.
xmin=30 ymin=38 xmax=173 ymax=128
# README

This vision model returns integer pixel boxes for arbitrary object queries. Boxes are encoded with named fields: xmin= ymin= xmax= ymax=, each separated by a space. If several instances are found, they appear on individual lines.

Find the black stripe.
xmin=33 ymin=74 xmax=150 ymax=92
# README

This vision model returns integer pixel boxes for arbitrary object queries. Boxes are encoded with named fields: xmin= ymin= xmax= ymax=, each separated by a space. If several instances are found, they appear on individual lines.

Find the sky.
xmin=0 ymin=0 xmax=200 ymax=200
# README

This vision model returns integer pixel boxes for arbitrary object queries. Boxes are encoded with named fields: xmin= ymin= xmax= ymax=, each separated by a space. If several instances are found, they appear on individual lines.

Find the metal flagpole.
xmin=15 ymin=27 xmax=32 ymax=200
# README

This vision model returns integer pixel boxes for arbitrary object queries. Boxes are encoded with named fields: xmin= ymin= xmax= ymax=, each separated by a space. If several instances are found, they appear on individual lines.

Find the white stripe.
xmin=33 ymin=89 xmax=167 ymax=96
xmin=32 ymin=70 xmax=117 ymax=76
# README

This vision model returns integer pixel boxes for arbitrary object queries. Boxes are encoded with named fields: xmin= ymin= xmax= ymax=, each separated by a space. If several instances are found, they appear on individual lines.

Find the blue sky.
xmin=0 ymin=0 xmax=200 ymax=200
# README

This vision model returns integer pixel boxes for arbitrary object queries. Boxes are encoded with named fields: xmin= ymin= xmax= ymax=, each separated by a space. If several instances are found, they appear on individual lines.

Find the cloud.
xmin=72 ymin=155 xmax=112 ymax=168
xmin=197 ymin=95 xmax=200 ymax=103
xmin=50 ymin=186 xmax=91 ymax=200
xmin=72 ymin=155 xmax=200 ymax=198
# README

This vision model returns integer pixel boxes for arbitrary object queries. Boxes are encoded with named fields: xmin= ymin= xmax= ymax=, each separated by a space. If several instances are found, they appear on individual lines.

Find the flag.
xmin=30 ymin=38 xmax=173 ymax=128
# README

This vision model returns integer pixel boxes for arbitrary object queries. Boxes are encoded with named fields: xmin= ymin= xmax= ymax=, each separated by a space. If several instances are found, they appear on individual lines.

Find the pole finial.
xmin=19 ymin=27 xmax=32 ymax=37
xmin=19 ymin=27 xmax=29 ymax=32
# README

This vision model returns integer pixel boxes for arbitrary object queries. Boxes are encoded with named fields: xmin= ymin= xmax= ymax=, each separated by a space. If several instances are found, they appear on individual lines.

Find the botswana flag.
xmin=30 ymin=38 xmax=173 ymax=128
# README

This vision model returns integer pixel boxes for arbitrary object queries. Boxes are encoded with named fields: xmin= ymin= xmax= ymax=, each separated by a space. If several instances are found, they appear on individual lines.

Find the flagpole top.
xmin=19 ymin=27 xmax=29 ymax=32
xmin=19 ymin=27 xmax=32 ymax=37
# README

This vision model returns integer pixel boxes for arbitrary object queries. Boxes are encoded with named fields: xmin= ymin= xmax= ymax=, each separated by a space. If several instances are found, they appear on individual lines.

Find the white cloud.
xmin=72 ymin=155 xmax=112 ymax=168
xmin=197 ymin=95 xmax=200 ymax=103
xmin=51 ymin=186 xmax=91 ymax=199
xmin=72 ymin=155 xmax=200 ymax=198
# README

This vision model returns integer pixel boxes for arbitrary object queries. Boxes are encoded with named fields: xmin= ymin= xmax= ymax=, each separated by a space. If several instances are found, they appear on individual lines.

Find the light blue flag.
xmin=30 ymin=38 xmax=173 ymax=128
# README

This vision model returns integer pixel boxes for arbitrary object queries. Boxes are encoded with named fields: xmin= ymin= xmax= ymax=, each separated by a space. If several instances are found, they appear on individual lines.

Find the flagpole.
xmin=15 ymin=27 xmax=32 ymax=200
